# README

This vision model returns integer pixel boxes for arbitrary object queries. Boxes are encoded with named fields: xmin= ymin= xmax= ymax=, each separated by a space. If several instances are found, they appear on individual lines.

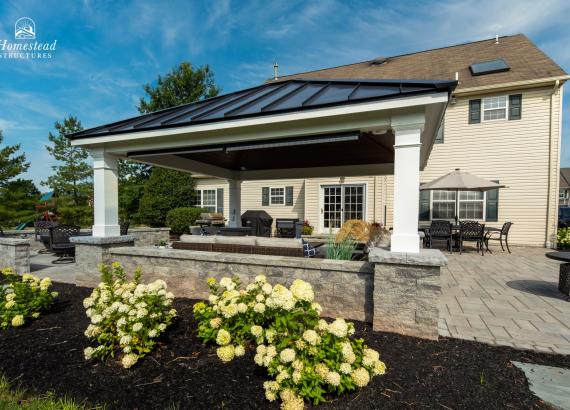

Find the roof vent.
xmin=469 ymin=58 xmax=510 ymax=76
xmin=370 ymin=56 xmax=389 ymax=65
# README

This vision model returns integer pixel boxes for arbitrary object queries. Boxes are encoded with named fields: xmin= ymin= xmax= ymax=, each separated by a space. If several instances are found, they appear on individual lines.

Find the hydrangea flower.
xmin=216 ymin=329 xmax=231 ymax=346
xmin=216 ymin=344 xmax=235 ymax=362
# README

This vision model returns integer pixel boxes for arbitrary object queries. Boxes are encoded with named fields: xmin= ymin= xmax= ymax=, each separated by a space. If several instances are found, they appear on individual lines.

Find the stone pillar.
xmin=91 ymin=148 xmax=120 ymax=237
xmin=369 ymin=247 xmax=446 ymax=340
xmin=228 ymin=179 xmax=242 ymax=227
xmin=0 ymin=238 xmax=30 ymax=274
xmin=391 ymin=126 xmax=422 ymax=253
xmin=71 ymin=235 xmax=135 ymax=287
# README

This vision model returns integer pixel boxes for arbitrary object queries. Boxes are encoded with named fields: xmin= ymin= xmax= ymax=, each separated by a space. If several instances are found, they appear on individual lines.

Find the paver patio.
xmin=439 ymin=246 xmax=570 ymax=354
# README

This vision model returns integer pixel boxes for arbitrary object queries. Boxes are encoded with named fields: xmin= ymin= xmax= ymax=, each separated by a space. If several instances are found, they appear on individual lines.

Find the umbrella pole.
xmin=455 ymin=189 xmax=459 ymax=225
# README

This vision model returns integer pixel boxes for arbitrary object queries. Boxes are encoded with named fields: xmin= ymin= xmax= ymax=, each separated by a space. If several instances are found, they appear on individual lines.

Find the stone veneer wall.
xmin=0 ymin=238 xmax=31 ymax=274
xmin=369 ymin=248 xmax=445 ymax=340
xmin=128 ymin=228 xmax=170 ymax=247
xmin=106 ymin=247 xmax=375 ymax=322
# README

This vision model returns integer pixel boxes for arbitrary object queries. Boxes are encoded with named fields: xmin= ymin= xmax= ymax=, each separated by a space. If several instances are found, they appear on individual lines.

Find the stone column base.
xmin=0 ymin=238 xmax=31 ymax=274
xmin=70 ymin=235 xmax=135 ymax=287
xmin=369 ymin=247 xmax=447 ymax=340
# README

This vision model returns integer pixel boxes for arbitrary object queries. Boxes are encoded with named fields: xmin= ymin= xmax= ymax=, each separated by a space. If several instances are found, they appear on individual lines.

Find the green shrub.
xmin=302 ymin=220 xmax=314 ymax=235
xmin=0 ymin=269 xmax=58 ymax=329
xmin=194 ymin=276 xmax=386 ymax=408
xmin=558 ymin=227 xmax=570 ymax=249
xmin=166 ymin=207 xmax=206 ymax=235
xmin=83 ymin=263 xmax=177 ymax=369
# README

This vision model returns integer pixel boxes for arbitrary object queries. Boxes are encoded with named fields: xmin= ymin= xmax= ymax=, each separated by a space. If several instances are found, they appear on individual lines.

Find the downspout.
xmin=373 ymin=176 xmax=377 ymax=222
xmin=546 ymin=80 xmax=561 ymax=248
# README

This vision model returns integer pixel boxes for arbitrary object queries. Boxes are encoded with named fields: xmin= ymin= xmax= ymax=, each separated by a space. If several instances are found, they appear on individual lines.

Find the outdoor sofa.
xmin=172 ymin=235 xmax=305 ymax=257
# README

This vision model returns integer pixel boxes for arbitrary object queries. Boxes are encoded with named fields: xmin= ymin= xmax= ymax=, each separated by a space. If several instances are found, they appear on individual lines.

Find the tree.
xmin=138 ymin=168 xmax=196 ymax=227
xmin=0 ymin=131 xmax=29 ymax=187
xmin=137 ymin=62 xmax=220 ymax=114
xmin=43 ymin=116 xmax=93 ymax=226
xmin=0 ymin=179 xmax=40 ymax=227
xmin=118 ymin=159 xmax=151 ymax=223
xmin=135 ymin=61 xmax=221 ymax=226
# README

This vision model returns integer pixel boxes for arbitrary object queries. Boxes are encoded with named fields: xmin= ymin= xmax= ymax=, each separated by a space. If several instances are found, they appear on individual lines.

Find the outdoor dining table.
xmin=419 ymin=224 xmax=502 ymax=252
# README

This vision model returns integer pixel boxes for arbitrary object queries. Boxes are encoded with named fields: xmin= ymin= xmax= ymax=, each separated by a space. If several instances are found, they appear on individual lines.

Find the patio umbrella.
xmin=420 ymin=168 xmax=506 ymax=223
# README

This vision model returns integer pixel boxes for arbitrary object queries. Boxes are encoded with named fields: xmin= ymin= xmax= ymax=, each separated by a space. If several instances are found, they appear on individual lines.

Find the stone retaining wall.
xmin=369 ymin=248 xmax=445 ymax=340
xmin=107 ymin=247 xmax=374 ymax=322
xmin=0 ymin=238 xmax=31 ymax=274
xmin=129 ymin=228 xmax=171 ymax=247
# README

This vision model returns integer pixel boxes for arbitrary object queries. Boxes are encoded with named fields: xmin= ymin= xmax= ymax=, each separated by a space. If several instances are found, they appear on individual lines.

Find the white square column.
xmin=91 ymin=149 xmax=120 ymax=237
xmin=228 ymin=179 xmax=242 ymax=227
xmin=391 ymin=127 xmax=422 ymax=253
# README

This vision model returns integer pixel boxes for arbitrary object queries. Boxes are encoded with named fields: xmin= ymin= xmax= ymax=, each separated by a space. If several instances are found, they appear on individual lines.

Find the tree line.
xmin=0 ymin=62 xmax=220 ymax=229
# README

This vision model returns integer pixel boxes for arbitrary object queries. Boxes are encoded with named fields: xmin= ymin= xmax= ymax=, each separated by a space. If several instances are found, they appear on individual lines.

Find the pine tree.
xmin=43 ymin=116 xmax=93 ymax=225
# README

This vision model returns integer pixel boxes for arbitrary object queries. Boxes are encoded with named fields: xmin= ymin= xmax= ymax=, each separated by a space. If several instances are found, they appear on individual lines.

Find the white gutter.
xmin=454 ymin=75 xmax=570 ymax=96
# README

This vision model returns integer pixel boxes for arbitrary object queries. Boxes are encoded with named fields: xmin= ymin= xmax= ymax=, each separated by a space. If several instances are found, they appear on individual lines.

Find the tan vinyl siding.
xmin=241 ymin=179 xmax=305 ymax=233
xmin=418 ymin=86 xmax=561 ymax=246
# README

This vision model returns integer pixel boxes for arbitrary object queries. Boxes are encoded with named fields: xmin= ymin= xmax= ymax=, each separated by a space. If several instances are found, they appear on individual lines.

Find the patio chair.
xmin=484 ymin=222 xmax=513 ymax=253
xmin=49 ymin=225 xmax=80 ymax=264
xmin=426 ymin=220 xmax=453 ymax=253
xmin=459 ymin=220 xmax=485 ymax=256
xmin=120 ymin=221 xmax=130 ymax=235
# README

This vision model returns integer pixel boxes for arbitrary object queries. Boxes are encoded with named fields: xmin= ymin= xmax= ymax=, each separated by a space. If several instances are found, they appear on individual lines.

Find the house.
xmin=192 ymin=34 xmax=567 ymax=247
xmin=560 ymin=168 xmax=570 ymax=206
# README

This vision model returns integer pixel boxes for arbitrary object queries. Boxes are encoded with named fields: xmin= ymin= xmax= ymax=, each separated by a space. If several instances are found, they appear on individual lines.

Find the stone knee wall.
xmin=108 ymin=247 xmax=375 ymax=322
xmin=71 ymin=236 xmax=135 ymax=287
xmin=0 ymin=238 xmax=31 ymax=274
xmin=369 ymin=248 xmax=444 ymax=340
xmin=129 ymin=228 xmax=170 ymax=247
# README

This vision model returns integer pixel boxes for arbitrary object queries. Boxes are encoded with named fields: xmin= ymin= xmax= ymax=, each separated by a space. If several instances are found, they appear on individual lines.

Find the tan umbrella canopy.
xmin=420 ymin=169 xmax=506 ymax=222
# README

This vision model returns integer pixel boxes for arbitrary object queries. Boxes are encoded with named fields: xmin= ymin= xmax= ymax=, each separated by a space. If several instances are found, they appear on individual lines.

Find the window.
xmin=192 ymin=189 xmax=217 ymax=212
xmin=482 ymin=95 xmax=507 ymax=121
xmin=431 ymin=190 xmax=485 ymax=220
xmin=270 ymin=187 xmax=285 ymax=205
xmin=432 ymin=190 xmax=456 ymax=219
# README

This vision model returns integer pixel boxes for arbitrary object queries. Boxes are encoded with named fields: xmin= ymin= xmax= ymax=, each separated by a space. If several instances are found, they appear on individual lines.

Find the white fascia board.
xmin=239 ymin=163 xmax=394 ymax=180
xmin=70 ymin=92 xmax=450 ymax=148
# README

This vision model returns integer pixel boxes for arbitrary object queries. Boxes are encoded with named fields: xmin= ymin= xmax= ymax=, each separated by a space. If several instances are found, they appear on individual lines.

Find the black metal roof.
xmin=69 ymin=78 xmax=456 ymax=140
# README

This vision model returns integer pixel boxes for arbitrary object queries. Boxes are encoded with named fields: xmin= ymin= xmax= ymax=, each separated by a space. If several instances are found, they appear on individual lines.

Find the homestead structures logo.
xmin=15 ymin=17 xmax=35 ymax=39
xmin=1 ymin=17 xmax=57 ymax=59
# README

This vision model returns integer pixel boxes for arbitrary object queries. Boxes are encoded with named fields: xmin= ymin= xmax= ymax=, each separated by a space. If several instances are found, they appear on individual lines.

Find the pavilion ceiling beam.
xmin=238 ymin=163 xmax=394 ymax=180
xmin=131 ymin=154 xmax=237 ymax=180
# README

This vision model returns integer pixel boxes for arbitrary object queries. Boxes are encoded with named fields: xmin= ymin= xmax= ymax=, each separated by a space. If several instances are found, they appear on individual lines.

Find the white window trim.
xmin=430 ymin=190 xmax=486 ymax=221
xmin=482 ymin=95 xmax=508 ymax=122
xmin=318 ymin=182 xmax=368 ymax=233
xmin=193 ymin=188 xmax=217 ymax=211
xmin=269 ymin=186 xmax=286 ymax=206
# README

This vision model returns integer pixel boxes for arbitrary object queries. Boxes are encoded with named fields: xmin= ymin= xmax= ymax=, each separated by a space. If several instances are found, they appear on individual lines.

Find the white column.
xmin=228 ymin=179 xmax=242 ymax=227
xmin=391 ymin=127 xmax=422 ymax=253
xmin=91 ymin=149 xmax=120 ymax=237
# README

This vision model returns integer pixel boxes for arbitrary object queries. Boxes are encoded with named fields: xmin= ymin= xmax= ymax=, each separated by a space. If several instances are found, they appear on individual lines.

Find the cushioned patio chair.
xmin=49 ymin=225 xmax=80 ymax=264
xmin=484 ymin=222 xmax=513 ymax=253
xmin=459 ymin=220 xmax=485 ymax=256
xmin=426 ymin=220 xmax=453 ymax=253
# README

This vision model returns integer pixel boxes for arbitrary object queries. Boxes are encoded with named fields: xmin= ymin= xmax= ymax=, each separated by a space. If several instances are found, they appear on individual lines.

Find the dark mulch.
xmin=1 ymin=283 xmax=569 ymax=409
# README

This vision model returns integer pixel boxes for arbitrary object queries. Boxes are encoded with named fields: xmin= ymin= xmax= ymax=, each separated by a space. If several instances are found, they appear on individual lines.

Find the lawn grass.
xmin=0 ymin=373 xmax=99 ymax=410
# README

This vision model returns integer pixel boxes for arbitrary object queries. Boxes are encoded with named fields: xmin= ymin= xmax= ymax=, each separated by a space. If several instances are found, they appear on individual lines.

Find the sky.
xmin=0 ymin=0 xmax=569 ymax=188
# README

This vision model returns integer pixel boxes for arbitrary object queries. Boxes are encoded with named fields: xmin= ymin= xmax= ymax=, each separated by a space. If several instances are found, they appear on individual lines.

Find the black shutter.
xmin=485 ymin=180 xmax=499 ymax=222
xmin=469 ymin=99 xmax=481 ymax=124
xmin=262 ymin=187 xmax=269 ymax=206
xmin=509 ymin=94 xmax=522 ymax=120
xmin=435 ymin=124 xmax=444 ymax=144
xmin=216 ymin=188 xmax=224 ymax=214
xmin=285 ymin=186 xmax=294 ymax=206
xmin=419 ymin=190 xmax=430 ymax=221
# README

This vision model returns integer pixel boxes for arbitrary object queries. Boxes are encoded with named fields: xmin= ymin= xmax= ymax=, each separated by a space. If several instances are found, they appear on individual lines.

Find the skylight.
xmin=469 ymin=59 xmax=510 ymax=76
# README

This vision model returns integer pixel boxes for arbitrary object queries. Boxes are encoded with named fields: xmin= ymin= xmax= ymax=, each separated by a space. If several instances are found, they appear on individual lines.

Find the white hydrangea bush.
xmin=83 ymin=262 xmax=176 ymax=369
xmin=194 ymin=275 xmax=386 ymax=408
xmin=0 ymin=268 xmax=58 ymax=329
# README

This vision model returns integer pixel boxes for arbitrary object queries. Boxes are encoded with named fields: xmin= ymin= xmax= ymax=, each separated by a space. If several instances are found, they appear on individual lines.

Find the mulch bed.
xmin=1 ymin=282 xmax=569 ymax=409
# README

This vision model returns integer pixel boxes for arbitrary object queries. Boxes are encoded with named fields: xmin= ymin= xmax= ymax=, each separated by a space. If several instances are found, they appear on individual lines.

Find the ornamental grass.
xmin=83 ymin=263 xmax=177 ymax=369
xmin=0 ymin=268 xmax=58 ymax=329
xmin=194 ymin=275 xmax=386 ymax=409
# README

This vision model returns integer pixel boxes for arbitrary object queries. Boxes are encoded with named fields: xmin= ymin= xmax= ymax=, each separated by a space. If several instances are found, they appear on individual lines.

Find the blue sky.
xmin=1 ymin=0 xmax=569 ymax=188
